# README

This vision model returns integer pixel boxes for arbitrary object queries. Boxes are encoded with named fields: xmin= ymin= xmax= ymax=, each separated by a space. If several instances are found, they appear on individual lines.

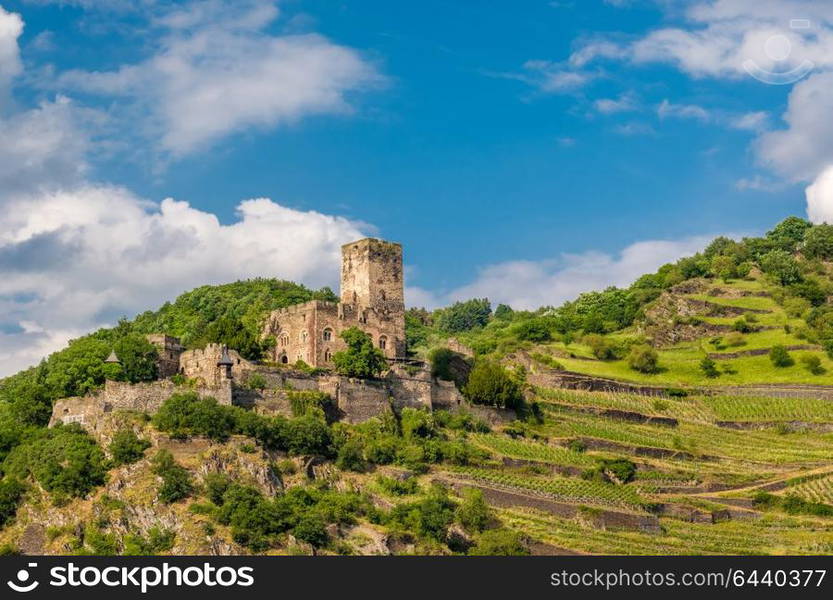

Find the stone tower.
xmin=340 ymin=238 xmax=405 ymax=315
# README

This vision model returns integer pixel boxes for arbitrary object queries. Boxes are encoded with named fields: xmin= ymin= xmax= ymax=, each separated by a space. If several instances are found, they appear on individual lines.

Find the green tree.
xmin=0 ymin=478 xmax=25 ymax=528
xmin=434 ymin=299 xmax=492 ymax=333
xmin=332 ymin=327 xmax=387 ymax=379
xmin=463 ymin=361 xmax=524 ymax=410
xmin=803 ymin=224 xmax=833 ymax=260
xmin=512 ymin=318 xmax=552 ymax=342
xmin=759 ymin=249 xmax=802 ymax=285
xmin=766 ymin=217 xmax=812 ymax=252
xmin=152 ymin=393 xmax=236 ymax=441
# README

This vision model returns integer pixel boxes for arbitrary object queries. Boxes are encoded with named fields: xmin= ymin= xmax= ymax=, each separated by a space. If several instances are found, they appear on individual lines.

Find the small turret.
xmin=104 ymin=350 xmax=121 ymax=364
xmin=217 ymin=345 xmax=233 ymax=379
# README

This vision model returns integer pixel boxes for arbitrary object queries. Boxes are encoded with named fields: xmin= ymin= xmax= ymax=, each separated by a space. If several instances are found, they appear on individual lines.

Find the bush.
xmin=724 ymin=331 xmax=746 ymax=347
xmin=583 ymin=334 xmax=617 ymax=360
xmin=284 ymin=414 xmax=333 ymax=456
xmin=332 ymin=327 xmax=387 ymax=379
xmin=0 ymin=478 xmax=25 ymax=527
xmin=335 ymin=438 xmax=365 ymax=472
xmin=386 ymin=485 xmax=456 ymax=541
xmin=800 ymin=354 xmax=825 ymax=375
xmin=627 ymin=344 xmax=659 ymax=374
xmin=456 ymin=488 xmax=491 ymax=533
xmin=109 ymin=429 xmax=151 ymax=466
xmin=246 ymin=373 xmax=267 ymax=390
xmin=152 ymin=450 xmax=193 ymax=504
xmin=769 ymin=345 xmax=794 ymax=368
xmin=376 ymin=475 xmax=419 ymax=496
xmin=759 ymin=249 xmax=802 ymax=285
xmin=699 ymin=357 xmax=720 ymax=378
xmin=463 ymin=361 xmax=524 ymax=410
xmin=469 ymin=529 xmax=529 ymax=556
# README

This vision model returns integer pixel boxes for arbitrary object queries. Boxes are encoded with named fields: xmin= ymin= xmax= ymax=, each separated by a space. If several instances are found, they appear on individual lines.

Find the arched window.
xmin=300 ymin=330 xmax=308 ymax=344
xmin=379 ymin=335 xmax=387 ymax=350
xmin=324 ymin=348 xmax=332 ymax=362
xmin=280 ymin=354 xmax=288 ymax=364
xmin=323 ymin=328 xmax=333 ymax=341
xmin=279 ymin=333 xmax=289 ymax=347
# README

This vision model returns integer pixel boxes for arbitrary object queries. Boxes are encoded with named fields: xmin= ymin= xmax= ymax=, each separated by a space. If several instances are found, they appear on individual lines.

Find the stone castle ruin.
xmin=49 ymin=238 xmax=496 ymax=431
xmin=261 ymin=238 xmax=406 ymax=367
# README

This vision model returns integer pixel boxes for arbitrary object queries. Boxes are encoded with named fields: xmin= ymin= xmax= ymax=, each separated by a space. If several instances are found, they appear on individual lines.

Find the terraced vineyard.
xmin=442 ymin=384 xmax=833 ymax=554
xmin=448 ymin=466 xmax=647 ymax=510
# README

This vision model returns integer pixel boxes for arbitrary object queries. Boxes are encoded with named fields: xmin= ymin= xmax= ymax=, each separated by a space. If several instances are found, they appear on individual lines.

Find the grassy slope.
xmin=532 ymin=277 xmax=833 ymax=386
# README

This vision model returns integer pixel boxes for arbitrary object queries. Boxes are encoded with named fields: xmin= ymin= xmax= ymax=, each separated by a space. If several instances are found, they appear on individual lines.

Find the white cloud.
xmin=657 ymin=98 xmax=711 ymax=121
xmin=57 ymin=0 xmax=382 ymax=158
xmin=730 ymin=110 xmax=769 ymax=132
xmin=594 ymin=91 xmax=638 ymax=114
xmin=412 ymin=235 xmax=717 ymax=312
xmin=518 ymin=60 xmax=595 ymax=93
xmin=806 ymin=165 xmax=833 ymax=224
xmin=0 ymin=5 xmax=23 ymax=99
xmin=0 ymin=187 xmax=369 ymax=375
xmin=613 ymin=121 xmax=656 ymax=136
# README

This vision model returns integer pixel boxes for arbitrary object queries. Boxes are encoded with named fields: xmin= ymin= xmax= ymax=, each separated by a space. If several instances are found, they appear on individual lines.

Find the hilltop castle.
xmin=261 ymin=238 xmax=406 ymax=367
xmin=50 ymin=237 xmax=488 ymax=429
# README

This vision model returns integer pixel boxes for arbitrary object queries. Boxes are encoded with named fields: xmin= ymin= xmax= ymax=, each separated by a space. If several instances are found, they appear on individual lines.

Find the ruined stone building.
xmin=261 ymin=238 xmax=406 ymax=367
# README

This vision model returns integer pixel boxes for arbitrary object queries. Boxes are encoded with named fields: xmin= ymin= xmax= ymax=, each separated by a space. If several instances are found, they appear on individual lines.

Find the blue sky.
xmin=1 ymin=0 xmax=833 ymax=373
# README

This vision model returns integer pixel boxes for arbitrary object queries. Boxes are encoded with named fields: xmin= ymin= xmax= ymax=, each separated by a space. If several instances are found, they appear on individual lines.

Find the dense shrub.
xmin=152 ymin=393 xmax=236 ymax=441
xmin=759 ymin=250 xmax=802 ymax=285
xmin=0 ymin=478 xmax=25 ymax=528
xmin=627 ymin=344 xmax=659 ymax=373
xmin=583 ymin=334 xmax=618 ymax=360
xmin=332 ymin=327 xmax=387 ymax=379
xmin=3 ymin=424 xmax=107 ymax=499
xmin=469 ymin=529 xmax=528 ymax=556
xmin=109 ymin=430 xmax=151 ymax=466
xmin=386 ymin=485 xmax=456 ymax=541
xmin=463 ymin=361 xmax=524 ymax=410
xmin=769 ymin=345 xmax=794 ymax=368
xmin=456 ymin=488 xmax=491 ymax=533
xmin=699 ymin=357 xmax=720 ymax=378
xmin=512 ymin=319 xmax=552 ymax=342
xmin=151 ymin=450 xmax=193 ymax=504
xmin=800 ymin=354 xmax=825 ymax=375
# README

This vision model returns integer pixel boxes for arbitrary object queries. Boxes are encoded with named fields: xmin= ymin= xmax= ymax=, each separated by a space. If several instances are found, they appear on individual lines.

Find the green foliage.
xmin=769 ymin=345 xmax=794 ymax=368
xmin=428 ymin=347 xmax=471 ymax=389
xmin=152 ymin=393 xmax=236 ymax=441
xmin=335 ymin=438 xmax=366 ymax=472
xmin=800 ymin=354 xmax=825 ymax=375
xmin=512 ymin=318 xmax=552 ymax=342
xmin=463 ymin=361 xmax=524 ymax=410
xmin=803 ymin=224 xmax=833 ymax=260
xmin=583 ymin=334 xmax=618 ymax=360
xmin=494 ymin=304 xmax=514 ymax=320
xmin=759 ymin=249 xmax=802 ymax=285
xmin=469 ymin=529 xmax=529 ymax=556
xmin=332 ymin=327 xmax=387 ymax=379
xmin=766 ymin=217 xmax=812 ymax=252
xmin=456 ymin=488 xmax=491 ymax=533
xmin=151 ymin=450 xmax=193 ymax=504
xmin=404 ymin=308 xmax=432 ymax=352
xmin=109 ymin=430 xmax=151 ymax=466
xmin=123 ymin=527 xmax=176 ymax=555
xmin=627 ymin=344 xmax=659 ymax=374
xmin=386 ymin=484 xmax=457 ymax=541
xmin=434 ymin=299 xmax=492 ymax=333
xmin=0 ymin=478 xmax=25 ymax=528
xmin=376 ymin=475 xmax=419 ymax=496
xmin=3 ymin=424 xmax=106 ymax=499
xmin=246 ymin=373 xmax=267 ymax=390
xmin=287 ymin=391 xmax=331 ymax=418
xmin=699 ymin=357 xmax=720 ymax=378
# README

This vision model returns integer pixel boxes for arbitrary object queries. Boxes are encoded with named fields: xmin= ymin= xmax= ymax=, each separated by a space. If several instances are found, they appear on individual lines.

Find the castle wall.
xmin=179 ymin=344 xmax=253 ymax=385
